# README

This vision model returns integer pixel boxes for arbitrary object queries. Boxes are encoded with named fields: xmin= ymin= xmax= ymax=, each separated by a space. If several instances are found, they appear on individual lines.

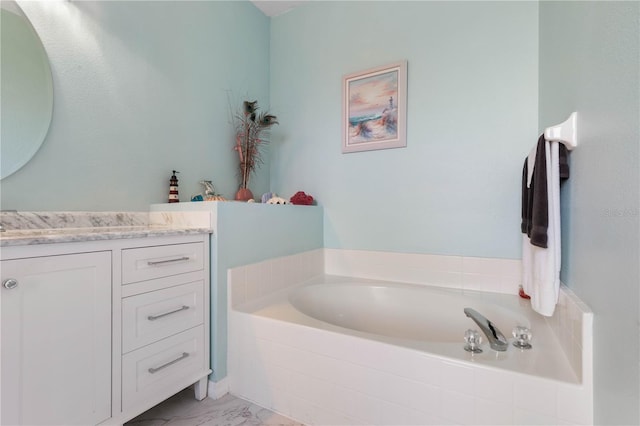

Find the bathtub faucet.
xmin=463 ymin=308 xmax=508 ymax=351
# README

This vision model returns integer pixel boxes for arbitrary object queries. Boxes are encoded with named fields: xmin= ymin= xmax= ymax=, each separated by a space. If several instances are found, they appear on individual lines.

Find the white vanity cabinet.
xmin=1 ymin=251 xmax=112 ymax=425
xmin=116 ymin=240 xmax=210 ymax=420
xmin=0 ymin=233 xmax=211 ymax=426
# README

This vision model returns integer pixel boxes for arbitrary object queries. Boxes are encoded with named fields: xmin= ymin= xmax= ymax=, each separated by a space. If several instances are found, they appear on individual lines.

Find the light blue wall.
xmin=269 ymin=1 xmax=539 ymax=259
xmin=1 ymin=1 xmax=270 ymax=210
xmin=539 ymin=2 xmax=639 ymax=424
xmin=213 ymin=202 xmax=323 ymax=379
xmin=150 ymin=201 xmax=324 ymax=381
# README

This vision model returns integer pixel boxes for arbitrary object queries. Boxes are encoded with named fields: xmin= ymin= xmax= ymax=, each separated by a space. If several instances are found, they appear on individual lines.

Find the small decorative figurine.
xmin=200 ymin=180 xmax=216 ymax=198
xmin=199 ymin=180 xmax=227 ymax=201
xmin=267 ymin=196 xmax=288 ymax=205
xmin=168 ymin=170 xmax=179 ymax=203
xmin=261 ymin=192 xmax=275 ymax=204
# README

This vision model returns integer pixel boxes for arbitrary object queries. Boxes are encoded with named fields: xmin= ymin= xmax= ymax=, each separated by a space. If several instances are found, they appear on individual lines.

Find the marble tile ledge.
xmin=0 ymin=211 xmax=212 ymax=247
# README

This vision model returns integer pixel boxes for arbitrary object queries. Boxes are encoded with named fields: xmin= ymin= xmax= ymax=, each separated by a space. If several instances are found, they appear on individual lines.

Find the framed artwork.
xmin=342 ymin=61 xmax=407 ymax=153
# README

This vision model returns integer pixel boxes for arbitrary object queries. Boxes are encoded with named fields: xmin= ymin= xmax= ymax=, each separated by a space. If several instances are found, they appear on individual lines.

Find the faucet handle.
xmin=464 ymin=329 xmax=483 ymax=353
xmin=512 ymin=326 xmax=532 ymax=349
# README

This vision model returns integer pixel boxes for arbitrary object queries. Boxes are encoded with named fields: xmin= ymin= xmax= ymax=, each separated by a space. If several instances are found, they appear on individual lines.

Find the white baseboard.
xmin=207 ymin=377 xmax=230 ymax=400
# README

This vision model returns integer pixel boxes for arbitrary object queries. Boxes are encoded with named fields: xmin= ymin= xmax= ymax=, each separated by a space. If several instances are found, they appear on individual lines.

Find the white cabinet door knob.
xmin=3 ymin=278 xmax=18 ymax=289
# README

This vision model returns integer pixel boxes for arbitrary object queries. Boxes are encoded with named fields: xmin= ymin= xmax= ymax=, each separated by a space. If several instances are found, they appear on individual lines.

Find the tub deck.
xmin=235 ymin=275 xmax=579 ymax=384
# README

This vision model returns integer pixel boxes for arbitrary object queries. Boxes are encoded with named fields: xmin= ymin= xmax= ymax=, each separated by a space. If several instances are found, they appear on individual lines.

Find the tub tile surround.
xmin=546 ymin=284 xmax=594 ymax=405
xmin=325 ymin=248 xmax=522 ymax=295
xmin=229 ymin=249 xmax=325 ymax=307
xmin=228 ymin=249 xmax=593 ymax=425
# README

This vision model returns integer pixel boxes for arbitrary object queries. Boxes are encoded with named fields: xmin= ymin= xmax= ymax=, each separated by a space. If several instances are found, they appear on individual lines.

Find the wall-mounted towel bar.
xmin=544 ymin=112 xmax=577 ymax=150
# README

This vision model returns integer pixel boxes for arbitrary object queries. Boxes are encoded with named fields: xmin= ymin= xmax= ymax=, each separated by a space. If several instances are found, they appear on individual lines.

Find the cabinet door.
xmin=1 ymin=252 xmax=112 ymax=425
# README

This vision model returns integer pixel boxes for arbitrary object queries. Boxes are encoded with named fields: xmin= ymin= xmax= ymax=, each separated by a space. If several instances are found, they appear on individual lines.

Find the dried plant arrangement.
xmin=232 ymin=100 xmax=278 ymax=201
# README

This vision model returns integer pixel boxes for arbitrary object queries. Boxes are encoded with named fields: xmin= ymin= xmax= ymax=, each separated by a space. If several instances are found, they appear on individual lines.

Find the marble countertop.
xmin=0 ymin=211 xmax=212 ymax=247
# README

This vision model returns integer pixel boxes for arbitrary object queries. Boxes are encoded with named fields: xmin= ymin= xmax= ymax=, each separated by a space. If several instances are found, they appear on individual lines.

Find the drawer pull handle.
xmin=148 ymin=352 xmax=190 ymax=374
xmin=147 ymin=305 xmax=190 ymax=321
xmin=147 ymin=256 xmax=190 ymax=266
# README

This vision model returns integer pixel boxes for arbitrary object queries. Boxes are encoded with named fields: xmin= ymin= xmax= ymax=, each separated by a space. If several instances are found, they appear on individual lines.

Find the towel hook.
xmin=544 ymin=112 xmax=577 ymax=150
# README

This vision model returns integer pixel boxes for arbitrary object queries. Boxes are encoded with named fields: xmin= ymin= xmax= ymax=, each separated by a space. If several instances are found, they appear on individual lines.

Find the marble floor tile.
xmin=125 ymin=388 xmax=304 ymax=426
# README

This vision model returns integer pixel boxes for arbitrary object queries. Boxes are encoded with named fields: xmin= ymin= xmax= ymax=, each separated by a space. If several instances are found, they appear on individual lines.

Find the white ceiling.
xmin=250 ymin=1 xmax=306 ymax=17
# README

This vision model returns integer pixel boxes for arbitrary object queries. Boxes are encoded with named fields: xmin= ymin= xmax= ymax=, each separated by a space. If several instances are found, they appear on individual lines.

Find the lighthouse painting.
xmin=342 ymin=61 xmax=407 ymax=153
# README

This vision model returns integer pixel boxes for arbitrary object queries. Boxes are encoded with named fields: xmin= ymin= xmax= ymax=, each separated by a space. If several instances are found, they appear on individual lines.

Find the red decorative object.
xmin=290 ymin=191 xmax=314 ymax=205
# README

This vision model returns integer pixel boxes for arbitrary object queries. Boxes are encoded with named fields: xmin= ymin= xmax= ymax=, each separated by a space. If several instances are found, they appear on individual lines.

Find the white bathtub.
xmin=241 ymin=278 xmax=576 ymax=382
xmin=289 ymin=282 xmax=531 ymax=343
xmin=228 ymin=254 xmax=593 ymax=425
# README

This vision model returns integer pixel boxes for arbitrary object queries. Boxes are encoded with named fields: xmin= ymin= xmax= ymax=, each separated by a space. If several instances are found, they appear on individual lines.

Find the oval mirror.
xmin=1 ymin=1 xmax=53 ymax=180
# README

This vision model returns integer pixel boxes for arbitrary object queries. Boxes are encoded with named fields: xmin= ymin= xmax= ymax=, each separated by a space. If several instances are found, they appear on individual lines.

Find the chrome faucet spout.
xmin=464 ymin=307 xmax=508 ymax=351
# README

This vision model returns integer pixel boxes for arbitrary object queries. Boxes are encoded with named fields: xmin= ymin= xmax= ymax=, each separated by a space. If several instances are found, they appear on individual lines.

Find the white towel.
xmin=522 ymin=140 xmax=561 ymax=316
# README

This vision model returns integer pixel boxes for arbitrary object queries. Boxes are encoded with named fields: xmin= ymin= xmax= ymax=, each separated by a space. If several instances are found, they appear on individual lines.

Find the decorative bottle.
xmin=168 ymin=170 xmax=179 ymax=203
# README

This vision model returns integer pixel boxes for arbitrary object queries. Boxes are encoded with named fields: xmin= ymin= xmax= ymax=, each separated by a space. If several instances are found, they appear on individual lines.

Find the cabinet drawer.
xmin=122 ymin=281 xmax=204 ymax=353
xmin=122 ymin=326 xmax=205 ymax=412
xmin=122 ymin=242 xmax=204 ymax=284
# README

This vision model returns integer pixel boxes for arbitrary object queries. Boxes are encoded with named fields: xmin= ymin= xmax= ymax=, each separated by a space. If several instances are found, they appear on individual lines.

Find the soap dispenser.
xmin=168 ymin=170 xmax=180 ymax=203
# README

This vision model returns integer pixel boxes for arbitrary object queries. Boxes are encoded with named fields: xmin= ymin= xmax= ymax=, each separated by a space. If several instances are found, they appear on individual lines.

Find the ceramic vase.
xmin=235 ymin=187 xmax=254 ymax=201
